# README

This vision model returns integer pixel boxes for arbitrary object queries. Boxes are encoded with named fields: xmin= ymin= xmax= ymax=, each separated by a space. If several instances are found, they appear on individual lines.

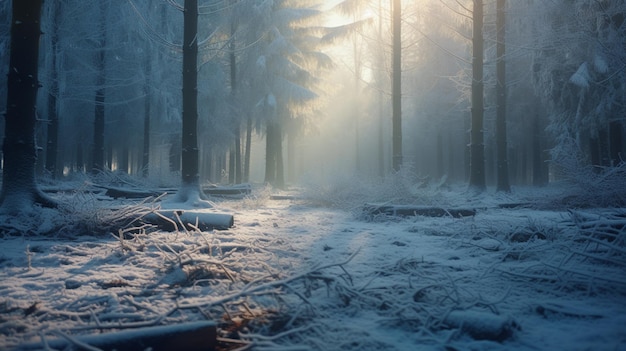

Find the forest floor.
xmin=0 ymin=178 xmax=625 ymax=351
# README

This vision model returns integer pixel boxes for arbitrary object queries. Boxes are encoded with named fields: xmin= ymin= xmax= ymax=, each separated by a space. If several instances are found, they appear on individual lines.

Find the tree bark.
xmin=495 ymin=0 xmax=510 ymax=192
xmin=469 ymin=0 xmax=486 ymax=190
xmin=0 ymin=0 xmax=55 ymax=211
xmin=45 ymin=0 xmax=60 ymax=178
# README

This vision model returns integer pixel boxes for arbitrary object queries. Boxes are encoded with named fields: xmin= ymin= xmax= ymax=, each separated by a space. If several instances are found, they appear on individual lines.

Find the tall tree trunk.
xmin=229 ymin=20 xmax=242 ymax=184
xmin=235 ymin=127 xmax=242 ymax=183
xmin=609 ymin=120 xmax=622 ymax=166
xmin=0 ymin=0 xmax=55 ymax=211
xmin=264 ymin=121 xmax=276 ymax=184
xmin=287 ymin=124 xmax=296 ymax=183
xmin=469 ymin=0 xmax=486 ymax=190
xmin=377 ymin=0 xmax=385 ymax=178
xmin=391 ymin=0 xmax=402 ymax=172
xmin=45 ymin=0 xmax=60 ymax=178
xmin=92 ymin=1 xmax=107 ymax=173
xmin=244 ymin=116 xmax=252 ymax=182
xmin=181 ymin=0 xmax=199 ymax=188
xmin=142 ymin=51 xmax=152 ymax=177
xmin=495 ymin=0 xmax=510 ymax=192
xmin=229 ymin=144 xmax=235 ymax=184
xmin=275 ymin=121 xmax=285 ymax=189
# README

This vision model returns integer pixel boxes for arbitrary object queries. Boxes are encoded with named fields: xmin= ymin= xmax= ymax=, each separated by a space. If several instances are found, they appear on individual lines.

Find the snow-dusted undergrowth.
xmin=300 ymin=166 xmax=445 ymax=211
xmin=1 ymin=177 xmax=625 ymax=350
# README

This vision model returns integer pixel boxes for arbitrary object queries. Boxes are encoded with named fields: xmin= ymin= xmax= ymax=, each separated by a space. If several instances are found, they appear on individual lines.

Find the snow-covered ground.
xmin=1 ymin=181 xmax=625 ymax=350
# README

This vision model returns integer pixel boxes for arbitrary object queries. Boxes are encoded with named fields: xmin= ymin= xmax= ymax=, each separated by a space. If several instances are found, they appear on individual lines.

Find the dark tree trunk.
xmin=181 ymin=0 xmax=199 ymax=187
xmin=469 ymin=0 xmax=486 ymax=190
xmin=228 ymin=21 xmax=243 ymax=185
xmin=609 ymin=120 xmax=622 ymax=166
xmin=598 ymin=128 xmax=610 ymax=167
xmin=92 ymin=1 xmax=107 ymax=173
xmin=45 ymin=0 xmax=60 ymax=178
xmin=142 ymin=51 xmax=151 ymax=177
xmin=377 ymin=0 xmax=385 ymax=178
xmin=391 ymin=0 xmax=402 ymax=172
xmin=0 ymin=0 xmax=55 ymax=211
xmin=495 ymin=0 xmax=510 ymax=192
xmin=235 ymin=127 xmax=242 ymax=183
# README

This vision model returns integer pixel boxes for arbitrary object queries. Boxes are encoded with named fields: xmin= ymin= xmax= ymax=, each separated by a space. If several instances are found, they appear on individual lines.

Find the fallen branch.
xmin=16 ymin=321 xmax=217 ymax=351
xmin=177 ymin=249 xmax=362 ymax=310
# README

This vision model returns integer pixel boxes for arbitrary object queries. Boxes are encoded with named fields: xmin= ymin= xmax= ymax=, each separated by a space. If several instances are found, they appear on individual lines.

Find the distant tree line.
xmin=0 ymin=0 xmax=624 ymax=196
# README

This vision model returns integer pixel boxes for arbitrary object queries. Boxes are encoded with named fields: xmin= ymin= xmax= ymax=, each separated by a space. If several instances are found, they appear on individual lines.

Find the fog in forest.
xmin=0 ymin=0 xmax=624 ymax=193
xmin=2 ymin=2 xmax=626 ymax=350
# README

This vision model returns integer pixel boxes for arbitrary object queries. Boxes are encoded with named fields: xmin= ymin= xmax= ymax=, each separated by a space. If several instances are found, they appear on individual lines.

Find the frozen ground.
xmin=0 ymin=180 xmax=625 ymax=350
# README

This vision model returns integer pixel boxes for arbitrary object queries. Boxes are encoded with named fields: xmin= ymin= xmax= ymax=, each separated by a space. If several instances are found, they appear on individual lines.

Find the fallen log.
xmin=202 ymin=184 xmax=251 ymax=198
xmin=143 ymin=210 xmax=234 ymax=231
xmin=16 ymin=321 xmax=217 ymax=351
xmin=104 ymin=186 xmax=162 ymax=199
xmin=363 ymin=204 xmax=475 ymax=218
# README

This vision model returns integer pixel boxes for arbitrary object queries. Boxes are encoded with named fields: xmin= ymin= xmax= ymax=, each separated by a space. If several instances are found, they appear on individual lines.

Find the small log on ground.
xmin=363 ymin=204 xmax=475 ymax=218
xmin=498 ymin=203 xmax=531 ymax=209
xmin=17 ymin=321 xmax=217 ymax=351
xmin=270 ymin=195 xmax=296 ymax=200
xmin=104 ymin=186 xmax=162 ymax=199
xmin=443 ymin=310 xmax=518 ymax=342
xmin=202 ymin=184 xmax=251 ymax=198
xmin=143 ymin=210 xmax=234 ymax=231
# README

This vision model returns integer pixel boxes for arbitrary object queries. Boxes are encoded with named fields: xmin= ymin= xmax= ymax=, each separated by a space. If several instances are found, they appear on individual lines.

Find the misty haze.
xmin=0 ymin=1 xmax=625 ymax=350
